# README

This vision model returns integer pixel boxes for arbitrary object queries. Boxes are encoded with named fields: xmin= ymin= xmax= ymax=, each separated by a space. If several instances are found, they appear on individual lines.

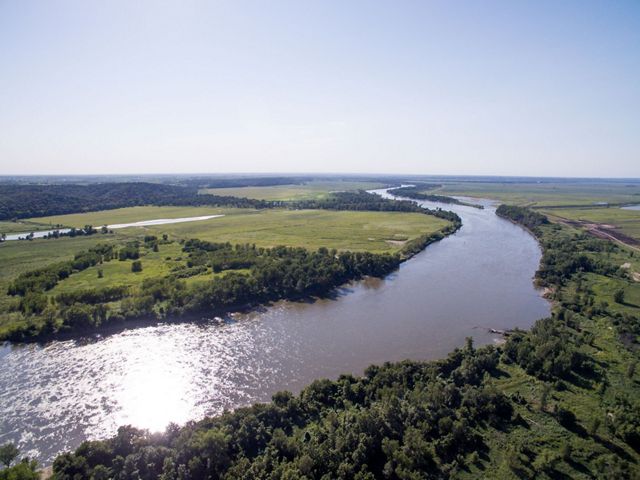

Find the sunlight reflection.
xmin=108 ymin=333 xmax=195 ymax=432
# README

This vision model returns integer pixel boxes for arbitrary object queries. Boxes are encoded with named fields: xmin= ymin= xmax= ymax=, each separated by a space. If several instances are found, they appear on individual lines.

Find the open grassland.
xmin=24 ymin=205 xmax=242 ymax=230
xmin=20 ymin=206 xmax=448 ymax=253
xmin=437 ymin=181 xmax=640 ymax=207
xmin=0 ymin=220 xmax=63 ymax=235
xmin=141 ymin=209 xmax=449 ymax=252
xmin=542 ymin=207 xmax=640 ymax=244
xmin=199 ymin=180 xmax=387 ymax=201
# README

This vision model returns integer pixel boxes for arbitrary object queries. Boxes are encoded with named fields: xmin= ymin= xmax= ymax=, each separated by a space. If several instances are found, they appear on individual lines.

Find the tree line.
xmin=3 ymin=241 xmax=404 ymax=341
xmin=0 ymin=183 xmax=271 ymax=220
xmin=388 ymin=186 xmax=483 ymax=209
xmin=51 ymin=342 xmax=512 ymax=479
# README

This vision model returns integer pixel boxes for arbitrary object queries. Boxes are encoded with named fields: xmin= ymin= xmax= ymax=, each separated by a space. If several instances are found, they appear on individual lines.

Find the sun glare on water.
xmin=106 ymin=331 xmax=196 ymax=433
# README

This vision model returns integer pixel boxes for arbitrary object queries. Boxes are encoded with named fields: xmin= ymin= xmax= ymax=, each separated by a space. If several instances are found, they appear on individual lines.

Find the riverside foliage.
xmin=2 ymin=192 xmax=460 ymax=341
xmin=50 ymin=205 xmax=640 ymax=479
xmin=387 ymin=186 xmax=483 ymax=209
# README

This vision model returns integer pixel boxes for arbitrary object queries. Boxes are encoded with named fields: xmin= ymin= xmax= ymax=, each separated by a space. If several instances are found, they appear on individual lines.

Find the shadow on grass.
xmin=491 ymin=367 xmax=511 ymax=379
xmin=566 ymin=458 xmax=592 ymax=476
xmin=593 ymin=435 xmax=637 ymax=463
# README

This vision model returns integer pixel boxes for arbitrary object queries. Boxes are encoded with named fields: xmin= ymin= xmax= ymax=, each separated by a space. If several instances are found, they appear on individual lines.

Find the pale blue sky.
xmin=1 ymin=1 xmax=638 ymax=177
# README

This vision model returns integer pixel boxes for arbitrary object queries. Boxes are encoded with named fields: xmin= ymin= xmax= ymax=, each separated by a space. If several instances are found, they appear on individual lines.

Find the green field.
xmin=25 ymin=205 xmax=241 ymax=230
xmin=0 ymin=219 xmax=65 ymax=235
xmin=199 ymin=180 xmax=386 ymax=201
xmin=541 ymin=207 xmax=640 ymax=243
xmin=437 ymin=181 xmax=640 ymax=207
xmin=21 ymin=206 xmax=447 ymax=253
xmin=140 ymin=209 xmax=448 ymax=252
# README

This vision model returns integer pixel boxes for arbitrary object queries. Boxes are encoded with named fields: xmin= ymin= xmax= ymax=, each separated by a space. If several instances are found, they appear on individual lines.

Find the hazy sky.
xmin=1 ymin=1 xmax=639 ymax=177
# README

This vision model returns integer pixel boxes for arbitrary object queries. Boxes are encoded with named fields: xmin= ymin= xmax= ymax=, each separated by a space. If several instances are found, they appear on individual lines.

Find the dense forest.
xmin=40 ymin=205 xmax=640 ymax=479
xmin=0 ymin=183 xmax=271 ymax=220
xmin=495 ymin=205 xmax=549 ymax=234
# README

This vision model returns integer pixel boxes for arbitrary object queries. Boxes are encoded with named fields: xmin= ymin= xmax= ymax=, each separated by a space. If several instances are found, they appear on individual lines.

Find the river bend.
xmin=0 ymin=191 xmax=549 ymax=463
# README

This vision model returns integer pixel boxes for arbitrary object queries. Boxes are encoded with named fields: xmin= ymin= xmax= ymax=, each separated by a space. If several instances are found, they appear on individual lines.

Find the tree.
xmin=0 ymin=443 xmax=19 ymax=467
xmin=97 ymin=269 xmax=104 ymax=279
xmin=614 ymin=289 xmax=625 ymax=304
xmin=131 ymin=261 xmax=142 ymax=273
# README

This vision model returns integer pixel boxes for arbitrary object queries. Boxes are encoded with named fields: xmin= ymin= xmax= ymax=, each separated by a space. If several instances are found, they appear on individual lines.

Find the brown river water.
xmin=0 ymin=190 xmax=549 ymax=464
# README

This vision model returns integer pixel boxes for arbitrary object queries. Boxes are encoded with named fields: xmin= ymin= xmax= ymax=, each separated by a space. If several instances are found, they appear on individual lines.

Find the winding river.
xmin=0 ymin=190 xmax=549 ymax=464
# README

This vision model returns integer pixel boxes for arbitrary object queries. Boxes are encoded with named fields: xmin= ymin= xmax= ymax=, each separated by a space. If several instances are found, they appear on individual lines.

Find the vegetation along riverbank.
xmin=0 ymin=192 xmax=460 ymax=342
xmin=387 ymin=185 xmax=484 ymax=209
xmin=20 ymin=205 xmax=637 ymax=479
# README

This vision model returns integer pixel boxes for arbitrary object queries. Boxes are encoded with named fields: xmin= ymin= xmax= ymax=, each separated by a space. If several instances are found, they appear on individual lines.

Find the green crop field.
xmin=199 ymin=180 xmax=387 ymax=201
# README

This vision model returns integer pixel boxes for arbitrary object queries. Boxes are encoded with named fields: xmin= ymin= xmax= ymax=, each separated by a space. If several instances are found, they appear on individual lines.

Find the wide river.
xmin=0 ymin=190 xmax=549 ymax=464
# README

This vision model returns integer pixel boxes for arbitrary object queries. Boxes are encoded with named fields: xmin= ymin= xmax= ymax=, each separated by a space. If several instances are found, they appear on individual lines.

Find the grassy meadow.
xmin=436 ymin=181 xmax=640 ymax=207
xmin=18 ymin=206 xmax=448 ymax=253
xmin=25 ymin=205 xmax=242 ymax=230
xmin=199 ymin=180 xmax=386 ymax=201
xmin=0 ymin=219 xmax=65 ymax=235
xmin=541 ymin=207 xmax=640 ymax=243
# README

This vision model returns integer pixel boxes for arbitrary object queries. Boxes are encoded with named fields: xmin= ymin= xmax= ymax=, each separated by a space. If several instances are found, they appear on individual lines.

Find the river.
xmin=0 ymin=190 xmax=549 ymax=464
